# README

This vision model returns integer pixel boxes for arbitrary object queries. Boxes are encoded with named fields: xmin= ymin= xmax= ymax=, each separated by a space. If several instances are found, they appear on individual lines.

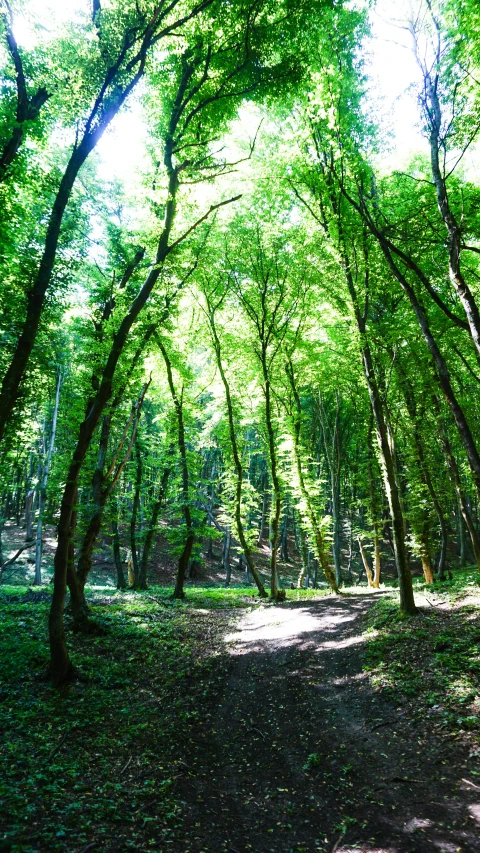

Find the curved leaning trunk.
xmin=49 ymin=166 xmax=180 ymax=684
xmin=0 ymin=145 xmax=92 ymax=444
xmin=423 ymin=65 xmax=480 ymax=357
xmin=357 ymin=536 xmax=374 ymax=587
xmin=375 ymin=237 xmax=480 ymax=501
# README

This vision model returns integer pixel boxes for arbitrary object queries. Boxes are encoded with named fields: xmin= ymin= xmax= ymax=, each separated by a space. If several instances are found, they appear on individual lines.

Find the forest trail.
xmin=174 ymin=594 xmax=480 ymax=853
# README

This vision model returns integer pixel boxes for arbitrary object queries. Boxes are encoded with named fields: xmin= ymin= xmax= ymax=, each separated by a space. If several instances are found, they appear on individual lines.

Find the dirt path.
xmin=173 ymin=594 xmax=480 ymax=853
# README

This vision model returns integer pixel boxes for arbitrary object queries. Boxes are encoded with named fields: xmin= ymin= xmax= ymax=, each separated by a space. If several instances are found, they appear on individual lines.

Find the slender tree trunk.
xmin=206 ymin=304 xmax=267 ymax=596
xmin=420 ymin=522 xmax=435 ymax=584
xmin=258 ymin=473 xmax=268 ymax=546
xmin=263 ymin=370 xmax=283 ymax=601
xmin=280 ymin=504 xmax=289 ymax=562
xmin=339 ymin=248 xmax=416 ymax=614
xmin=317 ymin=392 xmax=343 ymax=585
xmin=331 ymin=480 xmax=341 ymax=586
xmin=223 ymin=528 xmax=231 ymax=587
xmin=373 ymin=534 xmax=381 ymax=588
xmin=457 ymin=497 xmax=466 ymax=568
xmin=25 ymin=489 xmax=34 ymax=541
xmin=34 ymin=368 xmax=62 ymax=584
xmin=435 ymin=397 xmax=480 ymax=570
xmin=139 ymin=463 xmax=170 ymax=589
xmin=368 ymin=452 xmax=381 ymax=588
xmin=357 ymin=536 xmax=374 ymax=586
xmin=130 ymin=441 xmax=142 ymax=587
xmin=112 ymin=512 xmax=127 ymax=589
xmin=297 ymin=523 xmax=308 ymax=588
xmin=285 ymin=360 xmax=339 ymax=593
xmin=156 ymin=337 xmax=195 ymax=600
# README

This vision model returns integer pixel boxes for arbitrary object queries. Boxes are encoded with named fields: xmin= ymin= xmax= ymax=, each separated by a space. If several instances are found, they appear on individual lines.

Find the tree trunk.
xmin=206 ymin=303 xmax=267 ymax=597
xmin=457 ymin=497 xmax=466 ymax=568
xmin=112 ymin=516 xmax=127 ymax=589
xmin=357 ymin=536 xmax=374 ymax=586
xmin=280 ymin=504 xmax=289 ymax=562
xmin=223 ymin=528 xmax=231 ymax=587
xmin=435 ymin=397 xmax=480 ymax=570
xmin=420 ymin=523 xmax=435 ymax=584
xmin=25 ymin=489 xmax=34 ymax=541
xmin=263 ymin=366 xmax=284 ymax=601
xmin=422 ymin=56 xmax=480 ymax=357
xmin=367 ymin=447 xmax=381 ymax=588
xmin=369 ymin=225 xmax=480 ymax=500
xmin=34 ymin=368 xmax=62 ymax=584
xmin=373 ymin=534 xmax=381 ymax=588
xmin=297 ymin=523 xmax=308 ymax=588
xmin=49 ymin=156 xmax=181 ymax=683
xmin=130 ymin=441 xmax=142 ymax=587
xmin=285 ymin=359 xmax=339 ymax=594
xmin=339 ymin=246 xmax=416 ymax=614
xmin=258 ymin=474 xmax=268 ymax=546
xmin=138 ymin=463 xmax=170 ymax=589
xmin=156 ymin=336 xmax=195 ymax=601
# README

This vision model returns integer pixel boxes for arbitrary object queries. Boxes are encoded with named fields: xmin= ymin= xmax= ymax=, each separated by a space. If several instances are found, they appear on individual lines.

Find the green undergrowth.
xmin=0 ymin=581 xmax=332 ymax=852
xmin=363 ymin=568 xmax=480 ymax=750
xmin=0 ymin=585 xmax=240 ymax=852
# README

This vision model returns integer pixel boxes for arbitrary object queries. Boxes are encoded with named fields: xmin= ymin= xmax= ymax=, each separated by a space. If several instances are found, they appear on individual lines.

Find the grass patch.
xmin=362 ymin=569 xmax=480 ymax=750
xmin=0 ymin=584 xmax=240 ymax=852
xmin=0 ymin=580 xmax=332 ymax=851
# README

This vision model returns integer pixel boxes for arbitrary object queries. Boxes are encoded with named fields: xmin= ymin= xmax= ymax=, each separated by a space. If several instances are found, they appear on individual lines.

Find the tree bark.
xmin=138 ymin=463 xmax=170 ymax=589
xmin=130 ymin=441 xmax=142 ymax=587
xmin=0 ymin=1 xmax=215 ymax=443
xmin=156 ymin=337 xmax=195 ymax=600
xmin=285 ymin=359 xmax=339 ymax=594
xmin=339 ymin=244 xmax=416 ymax=614
xmin=34 ymin=368 xmax=62 ymax=584
xmin=49 ymin=157 xmax=181 ymax=683
xmin=205 ymin=301 xmax=267 ymax=597
xmin=357 ymin=536 xmax=374 ymax=586
xmin=434 ymin=397 xmax=480 ymax=570
xmin=112 ymin=514 xmax=127 ymax=589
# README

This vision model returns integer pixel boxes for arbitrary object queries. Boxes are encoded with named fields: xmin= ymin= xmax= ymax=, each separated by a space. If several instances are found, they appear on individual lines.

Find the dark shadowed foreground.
xmin=1 ymin=589 xmax=479 ymax=852
xmin=174 ymin=594 xmax=480 ymax=853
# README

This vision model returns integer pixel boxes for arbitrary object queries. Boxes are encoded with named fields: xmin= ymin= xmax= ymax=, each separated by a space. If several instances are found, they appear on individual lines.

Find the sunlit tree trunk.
xmin=357 ymin=535 xmax=374 ymax=587
xmin=205 ymin=300 xmax=267 ymax=596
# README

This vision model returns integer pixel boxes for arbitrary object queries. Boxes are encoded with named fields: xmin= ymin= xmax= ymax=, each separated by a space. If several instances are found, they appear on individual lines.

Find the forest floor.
xmin=1 ymin=577 xmax=480 ymax=852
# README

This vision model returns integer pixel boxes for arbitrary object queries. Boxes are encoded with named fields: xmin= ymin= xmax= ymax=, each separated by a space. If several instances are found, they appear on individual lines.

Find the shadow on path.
xmin=173 ymin=594 xmax=480 ymax=853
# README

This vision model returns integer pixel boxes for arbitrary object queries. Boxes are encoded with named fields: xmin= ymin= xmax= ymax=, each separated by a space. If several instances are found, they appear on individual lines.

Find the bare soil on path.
xmin=173 ymin=594 xmax=480 ymax=853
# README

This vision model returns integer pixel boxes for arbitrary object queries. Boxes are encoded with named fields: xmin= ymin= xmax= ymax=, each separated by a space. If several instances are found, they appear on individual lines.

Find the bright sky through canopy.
xmin=11 ymin=0 xmax=430 ymax=184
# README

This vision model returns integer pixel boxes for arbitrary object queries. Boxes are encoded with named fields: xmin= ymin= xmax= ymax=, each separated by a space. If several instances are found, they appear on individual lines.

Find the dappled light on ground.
xmin=225 ymin=603 xmax=360 ymax=652
xmin=194 ymin=594 xmax=480 ymax=853
xmin=2 ymin=586 xmax=479 ymax=851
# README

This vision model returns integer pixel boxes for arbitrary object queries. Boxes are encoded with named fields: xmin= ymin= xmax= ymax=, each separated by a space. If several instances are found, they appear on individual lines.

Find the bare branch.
xmin=166 ymin=194 xmax=242 ymax=255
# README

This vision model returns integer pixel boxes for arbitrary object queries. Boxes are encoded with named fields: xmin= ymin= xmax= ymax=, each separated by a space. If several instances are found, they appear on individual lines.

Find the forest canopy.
xmin=1 ymin=0 xmax=480 ymax=687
